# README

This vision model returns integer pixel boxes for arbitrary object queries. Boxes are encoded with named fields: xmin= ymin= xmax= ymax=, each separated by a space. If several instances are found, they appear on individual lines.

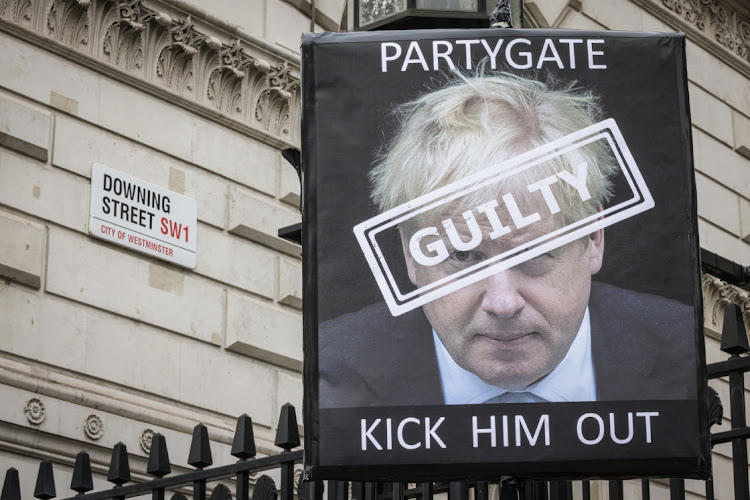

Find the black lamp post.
xmin=347 ymin=0 xmax=522 ymax=30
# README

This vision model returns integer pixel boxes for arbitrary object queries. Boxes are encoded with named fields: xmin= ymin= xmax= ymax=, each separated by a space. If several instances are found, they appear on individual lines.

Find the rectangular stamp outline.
xmin=353 ymin=118 xmax=654 ymax=317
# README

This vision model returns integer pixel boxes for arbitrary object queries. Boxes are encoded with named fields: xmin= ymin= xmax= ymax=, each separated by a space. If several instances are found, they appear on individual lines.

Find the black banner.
xmin=301 ymin=29 xmax=710 ymax=481
xmin=318 ymin=401 xmax=699 ymax=479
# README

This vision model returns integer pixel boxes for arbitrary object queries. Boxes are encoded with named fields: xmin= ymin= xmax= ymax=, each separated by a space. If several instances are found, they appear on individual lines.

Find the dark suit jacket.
xmin=319 ymin=281 xmax=697 ymax=408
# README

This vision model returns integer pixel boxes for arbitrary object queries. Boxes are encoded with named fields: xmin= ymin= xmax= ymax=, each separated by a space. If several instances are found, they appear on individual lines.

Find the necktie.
xmin=484 ymin=392 xmax=546 ymax=404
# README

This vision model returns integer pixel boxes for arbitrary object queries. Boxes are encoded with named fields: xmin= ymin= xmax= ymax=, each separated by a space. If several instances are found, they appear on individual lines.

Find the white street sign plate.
xmin=89 ymin=163 xmax=197 ymax=268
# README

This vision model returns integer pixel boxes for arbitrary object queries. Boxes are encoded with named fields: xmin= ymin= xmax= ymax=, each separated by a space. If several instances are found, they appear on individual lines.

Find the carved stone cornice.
xmin=0 ymin=0 xmax=301 ymax=146
xmin=702 ymin=273 xmax=750 ymax=338
xmin=661 ymin=0 xmax=749 ymax=62
xmin=0 ymin=355 xmax=284 ymax=456
xmin=631 ymin=0 xmax=750 ymax=81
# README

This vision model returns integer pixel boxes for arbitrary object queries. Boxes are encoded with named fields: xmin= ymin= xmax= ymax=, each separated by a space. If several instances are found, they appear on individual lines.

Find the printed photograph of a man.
xmin=318 ymin=73 xmax=696 ymax=408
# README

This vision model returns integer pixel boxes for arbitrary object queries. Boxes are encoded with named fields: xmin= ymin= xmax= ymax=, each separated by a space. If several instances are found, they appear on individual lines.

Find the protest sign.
xmin=301 ymin=29 xmax=709 ymax=480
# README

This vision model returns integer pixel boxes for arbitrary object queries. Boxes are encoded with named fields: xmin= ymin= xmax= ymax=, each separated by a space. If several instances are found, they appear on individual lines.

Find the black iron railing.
xmin=2 ymin=263 xmax=749 ymax=500
xmin=1 ymin=403 xmax=303 ymax=500
xmin=706 ymin=299 xmax=750 ymax=500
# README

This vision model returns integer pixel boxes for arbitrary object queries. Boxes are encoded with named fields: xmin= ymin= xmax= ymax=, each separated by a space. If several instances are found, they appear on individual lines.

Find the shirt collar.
xmin=434 ymin=307 xmax=596 ymax=404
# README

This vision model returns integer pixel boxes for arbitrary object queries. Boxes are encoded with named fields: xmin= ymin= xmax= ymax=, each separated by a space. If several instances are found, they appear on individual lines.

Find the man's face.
xmin=402 ymin=209 xmax=604 ymax=391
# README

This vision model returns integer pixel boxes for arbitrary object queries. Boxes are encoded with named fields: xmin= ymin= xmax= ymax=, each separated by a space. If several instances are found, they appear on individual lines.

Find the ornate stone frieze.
xmin=660 ymin=0 xmax=750 ymax=63
xmin=0 ymin=0 xmax=301 ymax=143
xmin=84 ymin=414 xmax=104 ymax=439
xmin=702 ymin=274 xmax=750 ymax=334
xmin=140 ymin=428 xmax=154 ymax=453
xmin=118 ymin=0 xmax=143 ymax=29
xmin=47 ymin=0 xmax=90 ymax=48
xmin=1 ymin=0 xmax=37 ymax=28
xmin=24 ymin=397 xmax=46 ymax=425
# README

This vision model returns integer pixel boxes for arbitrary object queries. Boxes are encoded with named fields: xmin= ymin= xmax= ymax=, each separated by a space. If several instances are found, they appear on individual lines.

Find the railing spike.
xmin=499 ymin=482 xmax=518 ymax=500
xmin=33 ymin=461 xmax=56 ymax=500
xmin=147 ymin=433 xmax=171 ymax=477
xmin=274 ymin=403 xmax=300 ymax=451
xmin=327 ymin=481 xmax=347 ymax=500
xmin=669 ymin=479 xmax=685 ymax=500
xmin=297 ymin=474 xmax=305 ymax=500
xmin=107 ymin=442 xmax=131 ymax=486
xmin=70 ymin=452 xmax=93 ymax=494
xmin=1 ymin=468 xmax=21 ymax=500
xmin=721 ymin=302 xmax=749 ymax=356
xmin=608 ymin=481 xmax=623 ymax=500
xmin=475 ymin=482 xmax=489 ymax=500
xmin=581 ymin=481 xmax=590 ymax=500
xmin=448 ymin=482 xmax=468 ymax=500
xmin=231 ymin=414 xmax=256 ymax=460
xmin=417 ymin=483 xmax=431 ymax=500
xmin=188 ymin=424 xmax=213 ymax=469
xmin=298 ymin=477 xmax=324 ymax=500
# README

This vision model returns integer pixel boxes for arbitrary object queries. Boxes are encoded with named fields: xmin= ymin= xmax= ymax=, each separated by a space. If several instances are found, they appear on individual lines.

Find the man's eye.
xmin=450 ymin=251 xmax=484 ymax=263
xmin=517 ymin=251 xmax=556 ymax=276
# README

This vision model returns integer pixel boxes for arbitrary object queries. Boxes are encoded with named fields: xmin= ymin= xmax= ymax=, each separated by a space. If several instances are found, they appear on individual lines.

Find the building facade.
xmin=0 ymin=0 xmax=747 ymax=498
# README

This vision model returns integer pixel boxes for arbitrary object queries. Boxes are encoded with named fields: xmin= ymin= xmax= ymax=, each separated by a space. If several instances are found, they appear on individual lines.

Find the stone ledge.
xmin=226 ymin=291 xmax=302 ymax=371
xmin=688 ymin=83 xmax=734 ymax=148
xmin=196 ymin=224 xmax=278 ymax=300
xmin=698 ymin=219 xmax=750 ymax=281
xmin=0 ymin=210 xmax=45 ymax=289
xmin=740 ymin=198 xmax=750 ymax=243
xmin=693 ymin=129 xmax=750 ymax=199
xmin=733 ymin=110 xmax=750 ymax=159
xmin=0 ymin=355 xmax=288 ymax=455
xmin=695 ymin=172 xmax=742 ymax=237
xmin=277 ymin=257 xmax=302 ymax=309
xmin=278 ymin=162 xmax=301 ymax=208
xmin=0 ymin=148 xmax=89 ymax=234
xmin=0 ymin=92 xmax=50 ymax=162
xmin=0 ymin=284 xmax=283 ymax=429
xmin=228 ymin=185 xmax=301 ymax=257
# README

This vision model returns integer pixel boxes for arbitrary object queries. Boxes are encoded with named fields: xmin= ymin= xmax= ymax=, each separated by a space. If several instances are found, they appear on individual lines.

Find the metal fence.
xmin=0 ymin=404 xmax=303 ymax=500
xmin=2 ymin=260 xmax=749 ymax=500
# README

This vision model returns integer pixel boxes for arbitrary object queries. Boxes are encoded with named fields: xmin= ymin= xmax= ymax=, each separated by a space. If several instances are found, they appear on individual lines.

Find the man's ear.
xmin=400 ymin=229 xmax=418 ymax=286
xmin=588 ymin=228 xmax=604 ymax=276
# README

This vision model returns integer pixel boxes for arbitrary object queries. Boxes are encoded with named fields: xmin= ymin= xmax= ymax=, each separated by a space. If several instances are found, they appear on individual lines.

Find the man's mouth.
xmin=477 ymin=331 xmax=537 ymax=343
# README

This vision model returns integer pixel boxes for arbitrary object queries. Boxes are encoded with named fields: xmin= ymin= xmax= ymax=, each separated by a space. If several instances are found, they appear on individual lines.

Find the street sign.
xmin=88 ymin=163 xmax=197 ymax=268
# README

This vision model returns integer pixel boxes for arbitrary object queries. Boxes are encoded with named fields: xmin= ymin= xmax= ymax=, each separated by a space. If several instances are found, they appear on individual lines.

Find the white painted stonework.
xmin=0 ymin=0 xmax=748 ymax=499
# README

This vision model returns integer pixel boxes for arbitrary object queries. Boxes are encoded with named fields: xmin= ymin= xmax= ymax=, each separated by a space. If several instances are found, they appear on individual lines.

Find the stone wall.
xmin=0 ymin=0 xmax=329 ymax=494
xmin=0 ymin=0 xmax=748 ymax=499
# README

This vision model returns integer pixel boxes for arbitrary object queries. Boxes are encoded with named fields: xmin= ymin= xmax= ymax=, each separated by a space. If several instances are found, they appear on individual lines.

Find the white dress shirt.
xmin=434 ymin=308 xmax=597 ymax=404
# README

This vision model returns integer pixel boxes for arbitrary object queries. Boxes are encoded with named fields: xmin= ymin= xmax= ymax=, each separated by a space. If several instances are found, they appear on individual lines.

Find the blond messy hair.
xmin=369 ymin=73 xmax=618 ymax=232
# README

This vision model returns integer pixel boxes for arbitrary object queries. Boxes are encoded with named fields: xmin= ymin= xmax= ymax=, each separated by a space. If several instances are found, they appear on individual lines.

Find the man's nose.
xmin=479 ymin=271 xmax=526 ymax=318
